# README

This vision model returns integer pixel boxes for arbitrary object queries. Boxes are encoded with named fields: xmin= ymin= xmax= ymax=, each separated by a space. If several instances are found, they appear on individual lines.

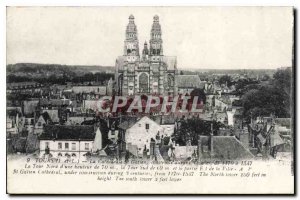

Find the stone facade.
xmin=115 ymin=15 xmax=178 ymax=96
xmin=118 ymin=116 xmax=173 ymax=156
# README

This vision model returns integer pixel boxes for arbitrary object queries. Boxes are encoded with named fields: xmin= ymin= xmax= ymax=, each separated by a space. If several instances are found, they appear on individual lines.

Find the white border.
xmin=0 ymin=0 xmax=298 ymax=199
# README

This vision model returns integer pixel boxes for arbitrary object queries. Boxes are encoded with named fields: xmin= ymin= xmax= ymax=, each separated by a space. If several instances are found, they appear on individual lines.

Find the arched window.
xmin=168 ymin=74 xmax=174 ymax=89
xmin=139 ymin=73 xmax=149 ymax=93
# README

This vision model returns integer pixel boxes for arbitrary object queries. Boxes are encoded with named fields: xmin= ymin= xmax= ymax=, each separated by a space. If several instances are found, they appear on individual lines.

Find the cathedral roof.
xmin=177 ymin=75 xmax=203 ymax=88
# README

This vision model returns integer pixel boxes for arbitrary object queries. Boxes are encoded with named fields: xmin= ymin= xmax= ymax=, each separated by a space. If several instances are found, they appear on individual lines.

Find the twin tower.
xmin=115 ymin=15 xmax=178 ymax=96
xmin=124 ymin=14 xmax=163 ymax=60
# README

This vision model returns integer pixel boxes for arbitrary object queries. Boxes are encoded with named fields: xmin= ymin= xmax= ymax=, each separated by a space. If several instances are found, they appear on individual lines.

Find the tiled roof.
xmin=200 ymin=135 xmax=254 ymax=160
xmin=72 ymin=86 xmax=107 ymax=95
xmin=213 ymin=136 xmax=254 ymax=159
xmin=39 ymin=99 xmax=70 ymax=106
xmin=271 ymin=132 xmax=285 ymax=147
xmin=177 ymin=75 xmax=202 ymax=88
xmin=151 ymin=115 xmax=176 ymax=125
xmin=118 ymin=118 xmax=138 ymax=130
xmin=66 ymin=116 xmax=94 ymax=125
xmin=7 ymin=109 xmax=22 ymax=116
xmin=40 ymin=125 xmax=95 ymax=140
xmin=42 ymin=110 xmax=59 ymax=123
xmin=40 ymin=112 xmax=52 ymax=123
xmin=7 ymin=81 xmax=40 ymax=89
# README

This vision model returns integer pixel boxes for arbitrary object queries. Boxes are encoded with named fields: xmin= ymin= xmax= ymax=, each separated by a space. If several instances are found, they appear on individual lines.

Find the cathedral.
xmin=115 ymin=15 xmax=178 ymax=96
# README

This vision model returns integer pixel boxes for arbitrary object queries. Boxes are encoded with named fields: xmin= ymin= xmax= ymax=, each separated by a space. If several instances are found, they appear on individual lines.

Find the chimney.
xmin=150 ymin=139 xmax=155 ymax=159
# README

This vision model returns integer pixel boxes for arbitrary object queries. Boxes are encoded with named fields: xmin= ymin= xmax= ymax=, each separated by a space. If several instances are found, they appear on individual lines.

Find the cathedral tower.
xmin=124 ymin=15 xmax=139 ymax=59
xmin=149 ymin=15 xmax=163 ymax=58
xmin=115 ymin=15 xmax=177 ymax=96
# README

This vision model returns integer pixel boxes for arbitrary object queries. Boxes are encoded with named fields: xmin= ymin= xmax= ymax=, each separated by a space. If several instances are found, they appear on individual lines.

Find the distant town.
xmin=7 ymin=15 xmax=293 ymax=164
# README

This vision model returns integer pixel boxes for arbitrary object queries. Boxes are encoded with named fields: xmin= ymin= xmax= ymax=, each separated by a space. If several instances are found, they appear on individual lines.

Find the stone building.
xmin=39 ymin=125 xmax=96 ymax=159
xmin=118 ymin=116 xmax=173 ymax=157
xmin=115 ymin=15 xmax=178 ymax=96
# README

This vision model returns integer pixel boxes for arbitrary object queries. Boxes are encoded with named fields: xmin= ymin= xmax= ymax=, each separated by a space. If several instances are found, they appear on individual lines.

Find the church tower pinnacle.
xmin=149 ymin=15 xmax=163 ymax=56
xmin=142 ymin=41 xmax=149 ymax=60
xmin=124 ymin=14 xmax=139 ymax=57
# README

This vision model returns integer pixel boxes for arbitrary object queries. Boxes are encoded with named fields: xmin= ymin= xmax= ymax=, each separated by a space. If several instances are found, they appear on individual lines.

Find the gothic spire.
xmin=124 ymin=14 xmax=139 ymax=56
xmin=150 ymin=15 xmax=163 ymax=56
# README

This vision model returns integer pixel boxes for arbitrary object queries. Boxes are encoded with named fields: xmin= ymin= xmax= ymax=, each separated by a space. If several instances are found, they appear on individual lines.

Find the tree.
xmin=219 ymin=75 xmax=233 ymax=87
xmin=242 ymin=85 xmax=290 ymax=121
xmin=235 ymin=78 xmax=259 ymax=95
xmin=190 ymin=88 xmax=206 ymax=104
xmin=176 ymin=118 xmax=225 ymax=146
xmin=273 ymin=68 xmax=292 ymax=95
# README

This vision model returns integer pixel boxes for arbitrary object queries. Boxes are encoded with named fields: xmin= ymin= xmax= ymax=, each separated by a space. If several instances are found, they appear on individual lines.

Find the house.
xmin=41 ymin=109 xmax=60 ymax=123
xmin=215 ymin=112 xmax=227 ymax=124
xmin=72 ymin=85 xmax=107 ymax=100
xmin=118 ymin=116 xmax=172 ymax=157
xmin=7 ymin=81 xmax=43 ymax=94
xmin=65 ymin=116 xmax=94 ymax=125
xmin=23 ymin=99 xmax=39 ymax=115
xmin=177 ymin=75 xmax=204 ymax=95
xmin=248 ymin=116 xmax=288 ymax=159
xmin=198 ymin=135 xmax=254 ymax=160
xmin=214 ymin=96 xmax=231 ymax=111
xmin=21 ymin=115 xmax=35 ymax=134
xmin=108 ymin=129 xmax=119 ymax=143
xmin=226 ymin=107 xmax=243 ymax=127
xmin=151 ymin=115 xmax=176 ymax=136
xmin=39 ymin=98 xmax=70 ymax=110
xmin=274 ymin=118 xmax=292 ymax=153
xmin=92 ymin=128 xmax=103 ymax=152
xmin=107 ymin=120 xmax=119 ymax=144
xmin=6 ymin=109 xmax=21 ymax=135
xmin=39 ymin=125 xmax=96 ymax=159
xmin=34 ymin=112 xmax=52 ymax=135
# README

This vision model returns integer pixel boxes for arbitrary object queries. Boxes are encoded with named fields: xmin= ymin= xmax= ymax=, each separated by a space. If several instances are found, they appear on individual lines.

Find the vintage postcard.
xmin=6 ymin=7 xmax=294 ymax=194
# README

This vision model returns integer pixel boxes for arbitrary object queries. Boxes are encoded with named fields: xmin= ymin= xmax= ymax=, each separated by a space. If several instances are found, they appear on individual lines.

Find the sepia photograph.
xmin=5 ymin=6 xmax=294 ymax=194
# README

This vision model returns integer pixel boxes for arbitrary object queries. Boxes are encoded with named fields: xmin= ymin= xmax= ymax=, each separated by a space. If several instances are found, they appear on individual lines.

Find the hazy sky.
xmin=7 ymin=7 xmax=293 ymax=69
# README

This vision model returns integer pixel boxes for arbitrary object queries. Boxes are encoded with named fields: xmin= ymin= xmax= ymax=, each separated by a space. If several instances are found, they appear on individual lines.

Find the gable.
xmin=37 ymin=116 xmax=46 ymax=124
xmin=129 ymin=116 xmax=162 ymax=131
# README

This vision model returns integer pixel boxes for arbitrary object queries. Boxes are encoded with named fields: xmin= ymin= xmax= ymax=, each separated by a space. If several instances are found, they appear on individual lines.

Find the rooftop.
xmin=40 ymin=125 xmax=95 ymax=140
xmin=177 ymin=75 xmax=203 ymax=88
